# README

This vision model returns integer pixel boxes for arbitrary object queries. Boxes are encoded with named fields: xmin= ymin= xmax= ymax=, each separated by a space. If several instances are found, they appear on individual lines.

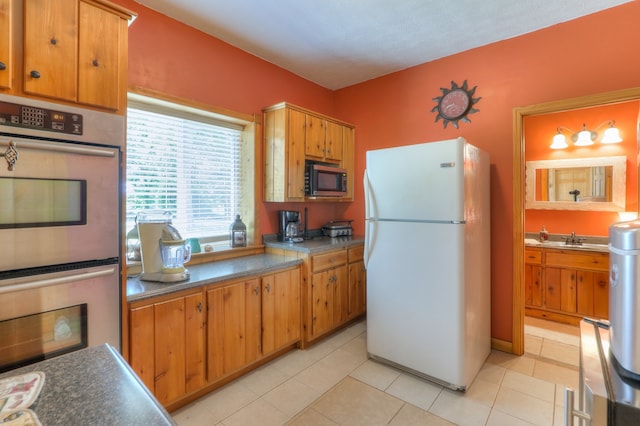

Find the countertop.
xmin=524 ymin=235 xmax=609 ymax=253
xmin=127 ymin=253 xmax=303 ymax=303
xmin=0 ymin=344 xmax=175 ymax=425
xmin=263 ymin=234 xmax=365 ymax=254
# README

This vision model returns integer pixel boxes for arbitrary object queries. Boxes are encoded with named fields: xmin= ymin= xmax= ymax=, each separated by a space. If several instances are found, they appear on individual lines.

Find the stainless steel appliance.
xmin=565 ymin=319 xmax=640 ymax=425
xmin=305 ymin=162 xmax=348 ymax=197
xmin=137 ymin=211 xmax=191 ymax=283
xmin=322 ymin=220 xmax=353 ymax=237
xmin=608 ymin=220 xmax=640 ymax=380
xmin=364 ymin=138 xmax=491 ymax=390
xmin=0 ymin=93 xmax=123 ymax=370
xmin=278 ymin=210 xmax=303 ymax=242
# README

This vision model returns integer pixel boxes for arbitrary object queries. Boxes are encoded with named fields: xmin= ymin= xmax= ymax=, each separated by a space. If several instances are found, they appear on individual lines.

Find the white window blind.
xmin=126 ymin=104 xmax=244 ymax=240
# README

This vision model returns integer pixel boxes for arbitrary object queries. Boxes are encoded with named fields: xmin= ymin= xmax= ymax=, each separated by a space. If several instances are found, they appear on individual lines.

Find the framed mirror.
xmin=525 ymin=156 xmax=626 ymax=211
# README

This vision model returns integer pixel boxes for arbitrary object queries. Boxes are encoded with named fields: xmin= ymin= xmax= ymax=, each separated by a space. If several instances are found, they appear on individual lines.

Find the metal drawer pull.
xmin=1 ymin=141 xmax=18 ymax=171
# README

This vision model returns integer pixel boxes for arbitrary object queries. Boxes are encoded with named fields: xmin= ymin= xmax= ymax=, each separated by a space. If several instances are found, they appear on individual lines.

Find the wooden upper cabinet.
xmin=24 ymin=0 xmax=79 ymax=102
xmin=263 ymin=102 xmax=354 ymax=202
xmin=305 ymin=114 xmax=325 ymax=158
xmin=20 ymin=0 xmax=133 ymax=111
xmin=78 ymin=0 xmax=122 ymax=110
xmin=0 ymin=0 xmax=11 ymax=90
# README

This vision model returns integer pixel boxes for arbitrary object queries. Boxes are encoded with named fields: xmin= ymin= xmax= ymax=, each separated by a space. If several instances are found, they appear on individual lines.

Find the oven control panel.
xmin=0 ymin=100 xmax=83 ymax=135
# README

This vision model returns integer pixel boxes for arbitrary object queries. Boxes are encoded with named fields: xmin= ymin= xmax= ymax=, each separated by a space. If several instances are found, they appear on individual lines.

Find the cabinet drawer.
xmin=311 ymin=250 xmax=347 ymax=272
xmin=524 ymin=248 xmax=542 ymax=265
xmin=348 ymin=245 xmax=364 ymax=263
xmin=545 ymin=250 xmax=609 ymax=271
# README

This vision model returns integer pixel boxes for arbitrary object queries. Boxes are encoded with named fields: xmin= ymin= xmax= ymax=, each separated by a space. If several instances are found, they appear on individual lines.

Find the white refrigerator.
xmin=364 ymin=137 xmax=491 ymax=391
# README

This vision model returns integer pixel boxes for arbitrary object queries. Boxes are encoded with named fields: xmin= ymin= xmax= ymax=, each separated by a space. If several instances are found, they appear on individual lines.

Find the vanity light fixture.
xmin=550 ymin=120 xmax=622 ymax=149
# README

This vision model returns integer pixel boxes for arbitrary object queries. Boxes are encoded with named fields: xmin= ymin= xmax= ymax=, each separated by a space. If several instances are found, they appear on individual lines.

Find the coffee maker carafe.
xmin=278 ymin=210 xmax=303 ymax=243
xmin=137 ymin=211 xmax=191 ymax=283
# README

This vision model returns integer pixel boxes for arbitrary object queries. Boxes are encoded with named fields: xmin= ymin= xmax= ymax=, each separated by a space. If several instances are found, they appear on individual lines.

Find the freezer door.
xmin=365 ymin=220 xmax=468 ymax=388
xmin=364 ymin=138 xmax=465 ymax=222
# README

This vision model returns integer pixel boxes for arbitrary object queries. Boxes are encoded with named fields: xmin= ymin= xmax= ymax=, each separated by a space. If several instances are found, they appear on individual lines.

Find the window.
xmin=125 ymin=93 xmax=255 ymax=248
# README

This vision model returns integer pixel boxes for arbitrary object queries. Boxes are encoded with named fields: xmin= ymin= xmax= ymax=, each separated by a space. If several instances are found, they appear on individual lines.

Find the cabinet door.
xmin=524 ymin=264 xmax=543 ymax=307
xmin=207 ymin=279 xmax=261 ymax=382
xmin=341 ymin=126 xmax=355 ymax=200
xmin=262 ymin=268 xmax=301 ymax=355
xmin=348 ymin=260 xmax=366 ymax=318
xmin=0 ymin=0 xmax=11 ymax=90
xmin=305 ymin=114 xmax=325 ymax=158
xmin=184 ymin=293 xmax=206 ymax=393
xmin=311 ymin=270 xmax=333 ymax=337
xmin=560 ymin=269 xmax=577 ymax=313
xmin=333 ymin=265 xmax=349 ymax=326
xmin=23 ymin=0 xmax=78 ymax=101
xmin=78 ymin=0 xmax=121 ymax=109
xmin=593 ymin=272 xmax=609 ymax=319
xmin=287 ymin=109 xmax=307 ymax=200
xmin=324 ymin=121 xmax=343 ymax=161
xmin=154 ymin=297 xmax=186 ymax=405
xmin=129 ymin=305 xmax=155 ymax=393
xmin=576 ymin=271 xmax=594 ymax=316
xmin=544 ymin=267 xmax=561 ymax=311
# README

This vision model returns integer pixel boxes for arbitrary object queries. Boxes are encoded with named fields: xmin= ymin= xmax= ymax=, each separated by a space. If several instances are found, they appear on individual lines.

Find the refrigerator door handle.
xmin=363 ymin=168 xmax=371 ymax=220
xmin=364 ymin=169 xmax=371 ymax=268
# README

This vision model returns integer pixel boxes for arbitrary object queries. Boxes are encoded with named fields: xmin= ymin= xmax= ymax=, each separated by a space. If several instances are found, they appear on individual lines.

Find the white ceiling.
xmin=135 ymin=0 xmax=631 ymax=90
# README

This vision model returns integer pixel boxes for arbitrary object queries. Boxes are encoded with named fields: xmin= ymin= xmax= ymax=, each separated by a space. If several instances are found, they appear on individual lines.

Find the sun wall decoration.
xmin=432 ymin=80 xmax=481 ymax=129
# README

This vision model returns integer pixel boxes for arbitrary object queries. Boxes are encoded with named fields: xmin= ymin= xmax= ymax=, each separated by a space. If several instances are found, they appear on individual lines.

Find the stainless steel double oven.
xmin=0 ymin=93 xmax=123 ymax=372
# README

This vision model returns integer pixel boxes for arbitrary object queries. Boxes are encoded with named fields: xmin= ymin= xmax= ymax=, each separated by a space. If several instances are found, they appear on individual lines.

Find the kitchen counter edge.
xmin=263 ymin=235 xmax=365 ymax=254
xmin=127 ymin=253 xmax=303 ymax=303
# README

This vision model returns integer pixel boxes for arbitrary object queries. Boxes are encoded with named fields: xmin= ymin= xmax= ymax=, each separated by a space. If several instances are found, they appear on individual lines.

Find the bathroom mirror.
xmin=525 ymin=156 xmax=626 ymax=211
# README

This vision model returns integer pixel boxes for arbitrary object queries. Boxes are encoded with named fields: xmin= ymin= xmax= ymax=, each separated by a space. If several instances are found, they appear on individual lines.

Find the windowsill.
xmin=125 ymin=244 xmax=267 ymax=276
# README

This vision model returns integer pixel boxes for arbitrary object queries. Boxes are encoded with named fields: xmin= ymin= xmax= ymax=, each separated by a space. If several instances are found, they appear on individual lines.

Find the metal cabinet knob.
xmin=0 ymin=62 xmax=6 ymax=71
xmin=30 ymin=70 xmax=41 ymax=79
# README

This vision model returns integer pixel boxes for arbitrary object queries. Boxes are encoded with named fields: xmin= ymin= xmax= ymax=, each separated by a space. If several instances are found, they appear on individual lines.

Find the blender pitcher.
xmin=159 ymin=231 xmax=192 ymax=274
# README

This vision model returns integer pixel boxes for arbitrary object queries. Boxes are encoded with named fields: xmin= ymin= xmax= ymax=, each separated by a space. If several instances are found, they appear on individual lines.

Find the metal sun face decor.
xmin=432 ymin=80 xmax=481 ymax=129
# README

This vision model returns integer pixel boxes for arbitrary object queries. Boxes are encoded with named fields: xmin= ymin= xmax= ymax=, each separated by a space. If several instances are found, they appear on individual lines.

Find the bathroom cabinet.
xmin=525 ymin=246 xmax=609 ymax=324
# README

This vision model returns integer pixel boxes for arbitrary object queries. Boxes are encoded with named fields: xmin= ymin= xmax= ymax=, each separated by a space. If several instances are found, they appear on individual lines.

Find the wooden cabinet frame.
xmin=525 ymin=246 xmax=609 ymax=324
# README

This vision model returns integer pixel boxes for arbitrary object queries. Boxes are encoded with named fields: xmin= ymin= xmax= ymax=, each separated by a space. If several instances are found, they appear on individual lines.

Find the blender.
xmin=137 ymin=211 xmax=192 ymax=283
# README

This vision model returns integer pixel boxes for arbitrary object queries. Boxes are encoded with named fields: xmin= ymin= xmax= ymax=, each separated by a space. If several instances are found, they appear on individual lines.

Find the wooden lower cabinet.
xmin=128 ymin=265 xmax=301 ymax=410
xmin=525 ymin=246 xmax=609 ymax=324
xmin=129 ymin=290 xmax=205 ymax=407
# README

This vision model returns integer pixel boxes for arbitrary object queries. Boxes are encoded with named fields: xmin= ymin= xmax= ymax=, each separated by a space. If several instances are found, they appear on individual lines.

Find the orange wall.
xmin=524 ymin=101 xmax=639 ymax=236
xmin=114 ymin=0 xmax=640 ymax=342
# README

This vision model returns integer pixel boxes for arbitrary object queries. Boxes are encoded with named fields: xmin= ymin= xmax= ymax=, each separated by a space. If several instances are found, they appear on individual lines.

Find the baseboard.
xmin=491 ymin=337 xmax=513 ymax=354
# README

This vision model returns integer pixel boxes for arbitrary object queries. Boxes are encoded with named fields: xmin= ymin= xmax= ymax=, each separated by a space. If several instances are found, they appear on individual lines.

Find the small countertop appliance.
xmin=322 ymin=220 xmax=353 ymax=237
xmin=137 ymin=211 xmax=191 ymax=283
xmin=278 ymin=210 xmax=303 ymax=243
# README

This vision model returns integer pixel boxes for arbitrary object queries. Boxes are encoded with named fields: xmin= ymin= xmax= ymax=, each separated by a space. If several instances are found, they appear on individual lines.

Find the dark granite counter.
xmin=263 ymin=234 xmax=365 ymax=254
xmin=0 ymin=344 xmax=174 ymax=425
xmin=127 ymin=253 xmax=303 ymax=303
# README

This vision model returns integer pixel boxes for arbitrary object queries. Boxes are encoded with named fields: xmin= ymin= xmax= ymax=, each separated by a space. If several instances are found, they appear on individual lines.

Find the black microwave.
xmin=305 ymin=163 xmax=348 ymax=197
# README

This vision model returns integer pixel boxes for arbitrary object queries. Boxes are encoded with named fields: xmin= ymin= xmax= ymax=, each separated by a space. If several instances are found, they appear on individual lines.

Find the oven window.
xmin=0 ymin=304 xmax=88 ymax=373
xmin=0 ymin=177 xmax=87 ymax=229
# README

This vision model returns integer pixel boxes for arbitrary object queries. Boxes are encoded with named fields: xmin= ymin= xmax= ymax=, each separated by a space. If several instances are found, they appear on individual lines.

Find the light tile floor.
xmin=173 ymin=317 xmax=579 ymax=425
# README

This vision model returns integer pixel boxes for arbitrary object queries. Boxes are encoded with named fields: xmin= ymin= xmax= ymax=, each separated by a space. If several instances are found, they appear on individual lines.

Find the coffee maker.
xmin=278 ymin=210 xmax=303 ymax=242
xmin=137 ymin=211 xmax=192 ymax=283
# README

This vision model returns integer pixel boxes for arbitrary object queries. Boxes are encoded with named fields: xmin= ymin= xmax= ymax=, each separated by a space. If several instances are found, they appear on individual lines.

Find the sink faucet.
xmin=564 ymin=231 xmax=586 ymax=245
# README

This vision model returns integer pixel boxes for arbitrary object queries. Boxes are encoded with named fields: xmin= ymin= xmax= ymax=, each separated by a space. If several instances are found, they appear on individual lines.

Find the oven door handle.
xmin=1 ymin=138 xmax=117 ymax=158
xmin=564 ymin=387 xmax=591 ymax=425
xmin=0 ymin=266 xmax=117 ymax=294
